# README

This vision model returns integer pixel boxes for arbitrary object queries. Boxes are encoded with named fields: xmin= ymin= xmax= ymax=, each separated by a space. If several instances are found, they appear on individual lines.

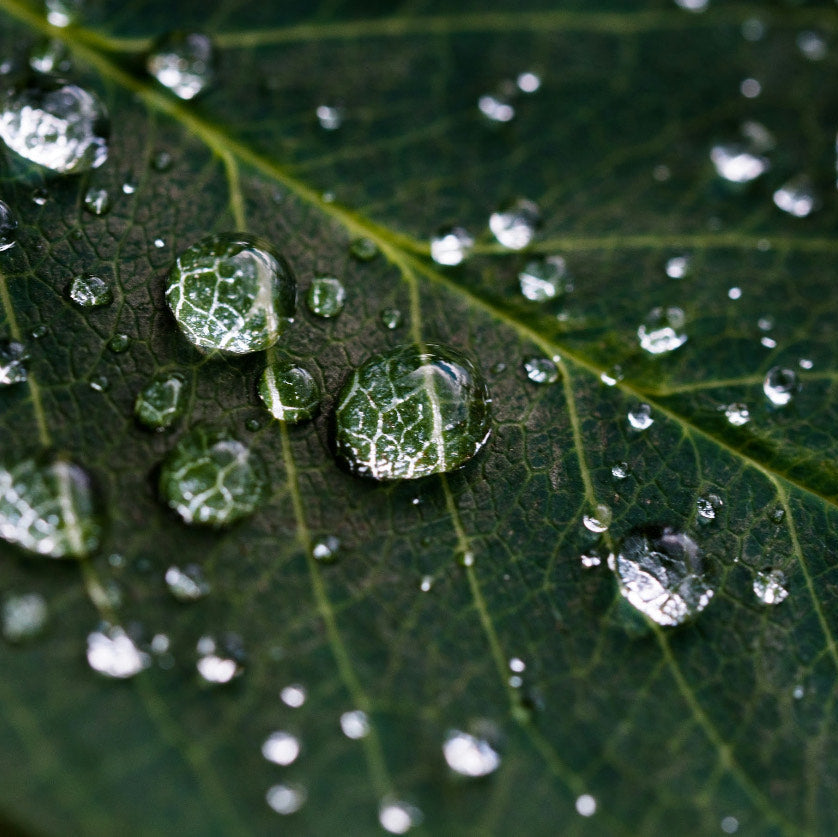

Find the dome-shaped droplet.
xmin=44 ymin=0 xmax=83 ymax=27
xmin=379 ymin=798 xmax=422 ymax=834
xmin=134 ymin=372 xmax=187 ymax=431
xmin=262 ymin=730 xmax=301 ymax=766
xmin=83 ymin=186 xmax=110 ymax=216
xmin=665 ymin=254 xmax=690 ymax=279
xmin=489 ymin=198 xmax=540 ymax=250
xmin=196 ymin=634 xmax=245 ymax=683
xmin=518 ymin=256 xmax=571 ymax=301
xmin=258 ymin=361 xmax=320 ymax=423
xmin=380 ymin=308 xmax=403 ymax=330
xmin=608 ymin=527 xmax=714 ymax=626
xmin=443 ymin=730 xmax=501 ymax=777
xmin=146 ymin=32 xmax=216 ymax=100
xmin=763 ymin=366 xmax=798 ymax=407
xmin=266 ymin=784 xmax=307 ymax=815
xmin=69 ymin=273 xmax=112 ymax=307
xmin=583 ymin=503 xmax=612 ymax=533
xmin=340 ymin=709 xmax=370 ymax=739
xmin=523 ymin=356 xmax=559 ymax=385
xmin=159 ymin=426 xmax=266 ymax=526
xmin=627 ymin=402 xmax=653 ymax=430
xmin=753 ymin=568 xmax=789 ymax=605
xmin=696 ymin=493 xmax=723 ymax=521
xmin=0 ymin=339 xmax=28 ymax=385
xmin=0 ymin=200 xmax=17 ymax=252
xmin=334 ymin=343 xmax=492 ymax=480
xmin=312 ymin=535 xmax=340 ymax=563
xmin=638 ymin=306 xmax=687 ymax=355
xmin=0 ymin=76 xmax=108 ymax=174
xmin=107 ymin=333 xmax=130 ymax=353
xmin=0 ymin=457 xmax=100 ymax=558
xmin=430 ymin=225 xmax=473 ymax=266
xmin=306 ymin=276 xmax=345 ymax=318
xmin=165 ymin=233 xmax=295 ymax=354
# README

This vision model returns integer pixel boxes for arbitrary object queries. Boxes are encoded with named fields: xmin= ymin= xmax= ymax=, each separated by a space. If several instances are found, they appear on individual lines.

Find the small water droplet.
xmin=576 ymin=794 xmax=597 ymax=817
xmin=741 ymin=17 xmax=765 ymax=41
xmin=280 ymin=684 xmax=306 ymax=708
xmin=773 ymin=174 xmax=819 ymax=218
xmin=583 ymin=503 xmax=612 ymax=534
xmin=763 ymin=366 xmax=798 ymax=406
xmin=82 ymin=187 xmax=110 ymax=216
xmin=379 ymin=798 xmax=422 ymax=834
xmin=696 ymin=493 xmax=723 ymax=521
xmin=758 ymin=316 xmax=774 ymax=332
xmin=69 ymin=273 xmax=112 ymax=308
xmin=627 ymin=403 xmax=654 ymax=431
xmin=793 ymin=684 xmax=804 ymax=700
xmin=147 ymin=32 xmax=216 ymax=100
xmin=443 ymin=730 xmax=501 ymax=777
xmin=456 ymin=548 xmax=475 ymax=568
xmin=608 ymin=527 xmax=714 ymax=626
xmin=637 ymin=306 xmax=687 ymax=354
xmin=28 ymin=37 xmax=72 ymax=74
xmin=159 ymin=426 xmax=266 ymax=526
xmin=721 ymin=815 xmax=740 ymax=834
xmin=728 ymin=286 xmax=742 ymax=300
xmin=258 ymin=361 xmax=320 ymax=424
xmin=489 ymin=198 xmax=540 ymax=250
xmin=665 ymin=254 xmax=690 ymax=279
xmin=739 ymin=77 xmax=761 ymax=99
xmin=107 ymin=333 xmax=130 ymax=353
xmin=478 ymin=92 xmax=515 ymax=123
xmin=509 ymin=657 xmax=525 ymax=673
xmin=31 ymin=188 xmax=48 ymax=206
xmin=340 ymin=709 xmax=370 ymax=739
xmin=2 ymin=592 xmax=48 ymax=642
xmin=266 ymin=784 xmax=307 ymax=815
xmin=519 ymin=256 xmax=571 ymax=301
xmin=523 ymin=356 xmax=559 ymax=385
xmin=0 ymin=340 xmax=28 ymax=385
xmin=516 ymin=71 xmax=541 ymax=93
xmin=152 ymin=149 xmax=173 ymax=171
xmin=87 ymin=625 xmax=150 ymax=679
xmin=166 ymin=233 xmax=296 ymax=354
xmin=710 ymin=143 xmax=769 ymax=183
xmin=600 ymin=365 xmax=623 ymax=387
xmin=45 ymin=0 xmax=83 ymax=26
xmin=349 ymin=237 xmax=378 ymax=261
xmin=674 ymin=0 xmax=708 ymax=11
xmin=0 ymin=200 xmax=17 ymax=252
xmin=30 ymin=324 xmax=47 ymax=339
xmin=760 ymin=336 xmax=776 ymax=349
xmin=0 ymin=76 xmax=108 ymax=174
xmin=611 ymin=461 xmax=630 ymax=479
xmin=581 ymin=553 xmax=602 ymax=568
xmin=262 ymin=731 xmax=301 ymax=766
xmin=245 ymin=417 xmax=261 ymax=432
xmin=165 ymin=564 xmax=210 ymax=602
xmin=419 ymin=574 xmax=433 ymax=592
xmin=154 ymin=237 xmax=165 ymax=248
xmin=196 ymin=634 xmax=245 ymax=684
xmin=797 ymin=30 xmax=827 ymax=62
xmin=134 ymin=372 xmax=186 ymax=431
xmin=380 ymin=308 xmax=403 ymax=330
xmin=334 ymin=343 xmax=492 ymax=480
xmin=312 ymin=535 xmax=340 ymax=563
xmin=430 ymin=225 xmax=473 ymax=266
xmin=724 ymin=403 xmax=750 ymax=426
xmin=306 ymin=276 xmax=345 ymax=318
xmin=315 ymin=104 xmax=344 ymax=131
xmin=89 ymin=374 xmax=109 ymax=392
xmin=753 ymin=568 xmax=789 ymax=605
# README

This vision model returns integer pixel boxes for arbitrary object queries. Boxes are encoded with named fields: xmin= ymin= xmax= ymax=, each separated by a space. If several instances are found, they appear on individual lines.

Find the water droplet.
xmin=792 ymin=684 xmax=804 ymax=700
xmin=334 ymin=343 xmax=491 ymax=480
xmin=665 ymin=254 xmax=690 ymax=279
xmin=721 ymin=815 xmax=740 ymax=834
xmin=753 ymin=568 xmax=789 ymax=605
xmin=456 ymin=548 xmax=475 ymax=567
xmin=0 ymin=200 xmax=17 ymax=252
xmin=150 ymin=633 xmax=170 ymax=655
xmin=87 ymin=625 xmax=150 ymax=679
xmin=152 ymin=149 xmax=172 ymax=171
xmin=159 ymin=426 xmax=266 ymax=526
xmin=380 ymin=308 xmax=403 ymax=330
xmin=69 ymin=273 xmax=112 ymax=308
xmin=518 ymin=256 xmax=571 ymax=301
xmin=773 ymin=174 xmax=819 ymax=218
xmin=165 ymin=564 xmax=210 ymax=602
xmin=797 ymin=30 xmax=827 ymax=62
xmin=523 ymin=356 xmax=559 ymax=385
xmin=312 ymin=535 xmax=340 ymax=563
xmin=760 ymin=336 xmax=776 ymax=349
xmin=45 ymin=0 xmax=83 ymax=27
xmin=637 ymin=306 xmax=687 ymax=355
xmin=315 ymin=104 xmax=344 ymax=131
xmin=741 ymin=17 xmax=765 ymax=41
xmin=134 ymin=372 xmax=187 ymax=431
xmin=600 ymin=366 xmax=623 ymax=386
xmin=266 ymin=784 xmax=306 ymax=815
xmin=478 ymin=92 xmax=515 ymax=123
xmin=799 ymin=358 xmax=813 ymax=370
xmin=349 ymin=237 xmax=378 ymax=261
xmin=420 ymin=574 xmax=433 ymax=592
xmin=89 ymin=374 xmax=109 ymax=392
xmin=340 ymin=709 xmax=370 ymax=739
xmin=379 ymin=798 xmax=422 ymax=834
xmin=245 ymin=417 xmax=261 ymax=432
xmin=2 ymin=592 xmax=48 ymax=642
xmin=154 ymin=237 xmax=165 ymax=248
xmin=583 ymin=503 xmax=612 ymax=534
xmin=0 ymin=457 xmax=100 ymax=558
xmin=581 ymin=553 xmax=602 ymax=568
xmin=430 ymin=225 xmax=473 ymax=266
xmin=763 ymin=366 xmax=798 ymax=406
xmin=516 ymin=71 xmax=541 ymax=93
xmin=258 ymin=361 xmax=320 ymax=424
xmin=724 ymin=403 xmax=750 ymax=426
xmin=627 ymin=403 xmax=654 ymax=431
xmin=0 ymin=76 xmax=108 ymax=174
xmin=82 ymin=187 xmax=110 ymax=216
xmin=674 ymin=0 xmax=708 ymax=11
xmin=107 ymin=333 xmax=130 ymax=353
xmin=710 ymin=143 xmax=769 ymax=184
xmin=262 ymin=731 xmax=301 ymax=766
xmin=306 ymin=276 xmax=345 ymax=318
xmin=0 ymin=340 xmax=28 ymax=385
xmin=608 ymin=527 xmax=714 ymax=626
xmin=28 ymin=37 xmax=72 ymax=74
xmin=443 ymin=730 xmax=501 ymax=777
xmin=30 ymin=324 xmax=47 ymax=339
xmin=166 ymin=233 xmax=296 ymax=354
xmin=771 ymin=506 xmax=786 ymax=524
xmin=489 ymin=198 xmax=540 ymax=250
xmin=147 ymin=32 xmax=216 ymax=100
xmin=696 ymin=493 xmax=723 ymax=521
xmin=196 ymin=635 xmax=245 ymax=684
xmin=31 ymin=188 xmax=48 ymax=207
xmin=576 ymin=794 xmax=597 ymax=817
xmin=739 ymin=77 xmax=761 ymax=99
xmin=280 ymin=684 xmax=306 ymax=708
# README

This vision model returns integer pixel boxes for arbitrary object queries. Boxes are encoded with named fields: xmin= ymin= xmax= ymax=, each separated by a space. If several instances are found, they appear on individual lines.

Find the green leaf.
xmin=0 ymin=2 xmax=836 ymax=834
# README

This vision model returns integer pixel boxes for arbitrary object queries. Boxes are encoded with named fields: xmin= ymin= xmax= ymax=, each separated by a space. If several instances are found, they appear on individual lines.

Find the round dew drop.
xmin=0 ymin=340 xmax=28 ymax=386
xmin=430 ymin=225 xmax=473 ymax=266
xmin=258 ymin=361 xmax=320 ymax=424
xmin=306 ymin=276 xmax=345 ymax=318
xmin=489 ymin=198 xmax=541 ymax=250
xmin=519 ymin=256 xmax=571 ymax=301
xmin=523 ymin=356 xmax=559 ymax=384
xmin=763 ymin=366 xmax=798 ymax=407
xmin=146 ymin=32 xmax=217 ymax=100
xmin=134 ymin=373 xmax=187 ymax=431
xmin=69 ymin=273 xmax=112 ymax=308
xmin=83 ymin=187 xmax=111 ymax=216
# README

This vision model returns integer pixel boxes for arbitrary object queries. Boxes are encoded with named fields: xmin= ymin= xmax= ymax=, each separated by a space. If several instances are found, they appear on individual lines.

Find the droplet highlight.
xmin=489 ymin=198 xmax=540 ymax=250
xmin=753 ymin=568 xmax=789 ymax=605
xmin=637 ymin=306 xmax=687 ymax=355
xmin=443 ymin=730 xmax=501 ymax=777
xmin=306 ymin=276 xmax=345 ymax=318
xmin=519 ymin=256 xmax=571 ymax=301
xmin=0 ymin=199 xmax=18 ymax=251
xmin=69 ymin=273 xmax=112 ymax=308
xmin=763 ymin=366 xmax=798 ymax=407
xmin=258 ymin=361 xmax=320 ymax=424
xmin=430 ymin=225 xmax=473 ymax=267
xmin=147 ymin=32 xmax=216 ymax=100
xmin=134 ymin=373 xmax=187 ymax=431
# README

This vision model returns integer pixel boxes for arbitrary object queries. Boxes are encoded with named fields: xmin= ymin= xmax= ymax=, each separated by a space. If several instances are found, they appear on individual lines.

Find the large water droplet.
xmin=340 ymin=709 xmax=370 ymax=739
xmin=773 ymin=174 xmax=819 ymax=218
xmin=262 ymin=731 xmax=301 ymax=766
xmin=83 ymin=186 xmax=110 ymax=216
xmin=306 ymin=276 xmax=345 ymax=318
xmin=443 ymin=730 xmax=501 ymax=777
xmin=159 ymin=426 xmax=266 ymax=526
xmin=753 ymin=568 xmax=789 ymax=605
xmin=333 ymin=343 xmax=492 ymax=480
xmin=166 ymin=233 xmax=295 ymax=354
xmin=2 ymin=592 xmax=48 ymax=643
xmin=69 ymin=273 xmax=112 ymax=308
xmin=0 ymin=340 xmax=28 ymax=385
xmin=763 ymin=366 xmax=798 ymax=406
xmin=147 ymin=32 xmax=216 ymax=100
xmin=379 ymin=798 xmax=422 ymax=834
xmin=0 ymin=76 xmax=108 ymax=174
xmin=519 ymin=256 xmax=571 ymax=301
xmin=87 ymin=625 xmax=150 ymax=679
xmin=258 ymin=361 xmax=320 ymax=423
xmin=489 ymin=198 xmax=540 ymax=250
xmin=266 ymin=784 xmax=307 ymax=815
xmin=637 ymin=306 xmax=687 ymax=355
xmin=523 ymin=356 xmax=559 ymax=385
xmin=608 ymin=527 xmax=714 ymax=626
xmin=165 ymin=564 xmax=211 ymax=602
xmin=0 ymin=457 xmax=100 ymax=558
xmin=0 ymin=200 xmax=17 ymax=252
xmin=134 ymin=372 xmax=187 ymax=431
xmin=430 ymin=225 xmax=473 ymax=266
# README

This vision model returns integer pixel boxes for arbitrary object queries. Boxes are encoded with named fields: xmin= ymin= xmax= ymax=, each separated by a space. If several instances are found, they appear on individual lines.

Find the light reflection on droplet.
xmin=379 ymin=797 xmax=422 ymax=834
xmin=266 ymin=783 xmax=307 ymax=815
xmin=280 ymin=684 xmax=307 ymax=708
xmin=443 ymin=730 xmax=501 ymax=777
xmin=340 ymin=709 xmax=370 ymax=740
xmin=575 ymin=794 xmax=597 ymax=817
xmin=262 ymin=730 xmax=301 ymax=766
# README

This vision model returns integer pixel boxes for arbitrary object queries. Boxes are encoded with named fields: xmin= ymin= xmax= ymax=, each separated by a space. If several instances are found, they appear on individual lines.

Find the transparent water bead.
xmin=724 ymin=403 xmax=750 ymax=426
xmin=349 ymin=237 xmax=378 ymax=261
xmin=489 ymin=198 xmax=540 ymax=250
xmin=611 ymin=461 xmax=630 ymax=479
xmin=107 ymin=333 xmax=130 ymax=353
xmin=763 ymin=366 xmax=798 ymax=407
xmin=581 ymin=553 xmax=602 ymax=568
xmin=627 ymin=403 xmax=654 ymax=431
xmin=773 ymin=175 xmax=819 ymax=218
xmin=0 ymin=76 xmax=108 ymax=174
xmin=608 ymin=527 xmax=714 ymax=626
xmin=516 ymin=71 xmax=541 ymax=93
xmin=45 ymin=0 xmax=83 ymax=27
xmin=675 ymin=0 xmax=709 ymax=11
xmin=519 ymin=256 xmax=571 ymax=301
xmin=196 ymin=635 xmax=245 ymax=684
xmin=147 ymin=32 xmax=216 ymax=100
xmin=710 ymin=143 xmax=769 ymax=184
xmin=443 ymin=730 xmax=501 ymax=777
xmin=380 ymin=308 xmax=403 ymax=330
xmin=753 ymin=568 xmax=789 ymax=605
xmin=0 ymin=457 xmax=100 ymax=558
xmin=0 ymin=340 xmax=28 ymax=385
xmin=2 ymin=592 xmax=48 ymax=642
xmin=262 ymin=731 xmax=301 ymax=766
xmin=312 ymin=535 xmax=340 ymax=563
xmin=165 ymin=564 xmax=210 ymax=602
xmin=166 ymin=233 xmax=295 ymax=354
xmin=430 ymin=225 xmax=473 ymax=267
xmin=258 ymin=361 xmax=320 ymax=424
xmin=379 ymin=797 xmax=422 ymax=834
xmin=637 ymin=306 xmax=687 ymax=355
xmin=280 ymin=684 xmax=307 ymax=708
xmin=340 ymin=709 xmax=370 ymax=739
xmin=89 ymin=374 xmax=109 ymax=393
xmin=87 ymin=626 xmax=150 ymax=679
xmin=28 ymin=38 xmax=72 ymax=74
xmin=0 ymin=200 xmax=16 ymax=251
xmin=306 ymin=276 xmax=345 ymax=318
xmin=583 ymin=503 xmax=612 ymax=534
xmin=266 ymin=784 xmax=307 ymax=816
xmin=83 ymin=187 xmax=110 ymax=216
xmin=523 ymin=356 xmax=559 ymax=385
xmin=696 ymin=494 xmax=723 ymax=521
xmin=69 ymin=273 xmax=112 ymax=308
xmin=159 ymin=426 xmax=266 ymax=526
xmin=333 ymin=343 xmax=492 ymax=480
xmin=665 ymin=254 xmax=690 ymax=279
xmin=134 ymin=373 xmax=186 ymax=431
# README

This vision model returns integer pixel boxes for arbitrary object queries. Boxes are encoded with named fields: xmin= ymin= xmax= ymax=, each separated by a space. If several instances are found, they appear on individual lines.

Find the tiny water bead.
xmin=443 ymin=730 xmax=501 ymax=777
xmin=89 ymin=374 xmax=109 ymax=393
xmin=107 ymin=333 xmax=130 ymax=353
xmin=196 ymin=635 xmax=245 ymax=684
xmin=28 ymin=38 xmax=72 ymax=74
xmin=724 ymin=403 xmax=750 ymax=426
xmin=519 ymin=256 xmax=571 ymax=301
xmin=523 ymin=356 xmax=559 ymax=385
xmin=258 ymin=361 xmax=320 ymax=424
xmin=637 ymin=306 xmax=687 ymax=355
xmin=380 ymin=308 xmax=403 ymax=330
xmin=696 ymin=493 xmax=723 ymax=522
xmin=87 ymin=626 xmax=150 ymax=679
xmin=797 ymin=30 xmax=827 ymax=62
xmin=753 ymin=568 xmax=789 ymax=605
xmin=280 ymin=684 xmax=307 ymax=708
xmin=146 ymin=32 xmax=217 ymax=100
xmin=152 ymin=149 xmax=173 ymax=171
xmin=0 ymin=340 xmax=28 ymax=385
xmin=134 ymin=372 xmax=187 ymax=431
xmin=159 ymin=426 xmax=266 ymax=526
xmin=333 ymin=343 xmax=492 ymax=481
xmin=0 ymin=457 xmax=100 ymax=558
xmin=489 ymin=198 xmax=540 ymax=250
xmin=166 ymin=233 xmax=295 ymax=354
xmin=581 ymin=553 xmax=602 ymax=568
xmin=517 ymin=71 xmax=541 ymax=93
xmin=45 ymin=0 xmax=83 ymax=27
xmin=266 ymin=784 xmax=307 ymax=816
xmin=0 ymin=76 xmax=108 ymax=174
xmin=430 ymin=225 xmax=473 ymax=266
xmin=763 ymin=366 xmax=798 ymax=407
xmin=710 ymin=143 xmax=769 ymax=184
xmin=627 ymin=403 xmax=653 ymax=431
xmin=608 ymin=527 xmax=714 ymax=626
xmin=379 ymin=798 xmax=422 ymax=835
xmin=69 ymin=273 xmax=112 ymax=308
xmin=83 ymin=187 xmax=110 ymax=216
xmin=340 ymin=709 xmax=370 ymax=739
xmin=0 ymin=199 xmax=18 ymax=251
xmin=165 ymin=564 xmax=211 ymax=602
xmin=2 ymin=592 xmax=48 ymax=643
xmin=306 ymin=276 xmax=345 ymax=318
xmin=773 ymin=175 xmax=819 ymax=218
xmin=316 ymin=104 xmax=344 ymax=131
xmin=575 ymin=794 xmax=597 ymax=817
xmin=478 ymin=91 xmax=515 ymax=123
xmin=349 ymin=237 xmax=378 ymax=261
xmin=583 ymin=503 xmax=612 ymax=534
xmin=611 ymin=462 xmax=630 ymax=479
xmin=312 ymin=535 xmax=340 ymax=563
xmin=261 ymin=731 xmax=301 ymax=766
xmin=665 ymin=254 xmax=690 ymax=279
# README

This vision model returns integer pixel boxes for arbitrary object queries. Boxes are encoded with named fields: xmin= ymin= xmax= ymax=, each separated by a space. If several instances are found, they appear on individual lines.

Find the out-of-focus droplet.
xmin=753 ymin=568 xmax=789 ymax=605
xmin=147 ymin=32 xmax=216 ymax=100
xmin=87 ymin=625 xmax=150 ymax=679
xmin=489 ymin=198 xmax=540 ymax=250
xmin=430 ymin=225 xmax=474 ymax=266
xmin=638 ymin=306 xmax=687 ymax=355
xmin=773 ymin=175 xmax=819 ymax=218
xmin=442 ymin=730 xmax=501 ymax=777
xmin=2 ymin=592 xmax=48 ymax=642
